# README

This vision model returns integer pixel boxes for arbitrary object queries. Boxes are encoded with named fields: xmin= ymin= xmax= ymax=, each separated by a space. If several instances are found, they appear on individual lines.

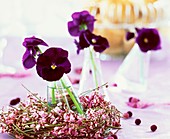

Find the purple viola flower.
xmin=36 ymin=47 xmax=71 ymax=81
xmin=22 ymin=36 xmax=48 ymax=69
xmin=68 ymin=10 xmax=96 ymax=37
xmin=136 ymin=28 xmax=161 ymax=52
xmin=126 ymin=32 xmax=135 ymax=41
xmin=75 ymin=30 xmax=109 ymax=54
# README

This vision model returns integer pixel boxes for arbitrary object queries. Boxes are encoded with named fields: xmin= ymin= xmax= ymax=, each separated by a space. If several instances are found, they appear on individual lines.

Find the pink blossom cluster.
xmin=0 ymin=92 xmax=121 ymax=139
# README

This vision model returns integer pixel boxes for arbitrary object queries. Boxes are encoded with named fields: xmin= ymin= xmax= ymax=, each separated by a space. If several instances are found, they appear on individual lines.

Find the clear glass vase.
xmin=47 ymin=74 xmax=84 ymax=114
xmin=114 ymin=43 xmax=151 ymax=93
xmin=78 ymin=46 xmax=109 ymax=100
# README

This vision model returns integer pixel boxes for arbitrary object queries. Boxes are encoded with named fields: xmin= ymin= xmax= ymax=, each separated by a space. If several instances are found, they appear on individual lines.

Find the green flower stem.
xmin=12 ymin=124 xmax=34 ymax=139
xmin=60 ymin=78 xmax=84 ymax=115
xmin=51 ymin=82 xmax=56 ymax=105
xmin=82 ymin=26 xmax=99 ymax=88
xmin=89 ymin=47 xmax=98 ymax=88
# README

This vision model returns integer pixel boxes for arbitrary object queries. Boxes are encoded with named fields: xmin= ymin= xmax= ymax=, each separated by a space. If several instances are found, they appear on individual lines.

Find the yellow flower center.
xmin=51 ymin=64 xmax=57 ymax=70
xmin=144 ymin=38 xmax=148 ymax=43
xmin=92 ymin=39 xmax=96 ymax=43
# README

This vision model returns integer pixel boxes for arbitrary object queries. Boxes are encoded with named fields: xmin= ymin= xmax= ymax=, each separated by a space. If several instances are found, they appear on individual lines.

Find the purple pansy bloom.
xmin=136 ymin=28 xmax=161 ymax=52
xmin=36 ymin=47 xmax=71 ymax=81
xmin=68 ymin=10 xmax=95 ymax=37
xmin=75 ymin=30 xmax=109 ymax=54
xmin=22 ymin=36 xmax=48 ymax=69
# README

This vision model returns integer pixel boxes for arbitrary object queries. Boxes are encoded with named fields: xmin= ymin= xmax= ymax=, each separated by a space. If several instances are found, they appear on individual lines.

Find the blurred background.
xmin=0 ymin=0 xmax=169 ymax=37
xmin=0 ymin=0 xmax=170 ymax=58
xmin=0 ymin=0 xmax=89 ymax=37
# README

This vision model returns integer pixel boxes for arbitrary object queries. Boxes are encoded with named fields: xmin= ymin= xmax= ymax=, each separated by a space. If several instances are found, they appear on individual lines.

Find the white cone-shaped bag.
xmin=114 ymin=43 xmax=151 ymax=93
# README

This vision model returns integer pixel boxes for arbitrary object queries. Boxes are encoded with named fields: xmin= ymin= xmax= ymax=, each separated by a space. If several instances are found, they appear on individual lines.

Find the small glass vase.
xmin=114 ymin=43 xmax=151 ymax=93
xmin=78 ymin=46 xmax=109 ymax=100
xmin=47 ymin=74 xmax=84 ymax=114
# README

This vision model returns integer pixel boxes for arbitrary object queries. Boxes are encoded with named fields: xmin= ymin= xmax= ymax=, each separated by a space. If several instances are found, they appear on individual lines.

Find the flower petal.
xmin=38 ymin=67 xmax=64 ymax=81
xmin=135 ymin=28 xmax=141 ymax=33
xmin=92 ymin=35 xmax=110 ymax=53
xmin=126 ymin=32 xmax=135 ymax=40
xmin=68 ymin=21 xmax=80 ymax=37
xmin=75 ymin=30 xmax=109 ymax=54
xmin=22 ymin=50 xmax=36 ymax=69
xmin=58 ymin=59 xmax=71 ymax=74
xmin=10 ymin=98 xmax=20 ymax=106
xmin=23 ymin=36 xmax=48 ymax=48
xmin=75 ymin=30 xmax=91 ymax=54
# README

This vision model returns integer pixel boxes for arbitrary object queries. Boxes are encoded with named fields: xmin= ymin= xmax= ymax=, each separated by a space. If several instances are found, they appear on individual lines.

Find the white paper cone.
xmin=114 ymin=43 xmax=151 ymax=93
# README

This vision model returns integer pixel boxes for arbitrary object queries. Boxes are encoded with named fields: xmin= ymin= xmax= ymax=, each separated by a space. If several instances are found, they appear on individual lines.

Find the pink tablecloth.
xmin=1 ymin=36 xmax=170 ymax=139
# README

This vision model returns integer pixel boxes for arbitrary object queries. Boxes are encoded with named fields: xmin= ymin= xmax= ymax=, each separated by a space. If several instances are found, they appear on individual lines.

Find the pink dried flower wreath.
xmin=0 ymin=89 xmax=121 ymax=139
